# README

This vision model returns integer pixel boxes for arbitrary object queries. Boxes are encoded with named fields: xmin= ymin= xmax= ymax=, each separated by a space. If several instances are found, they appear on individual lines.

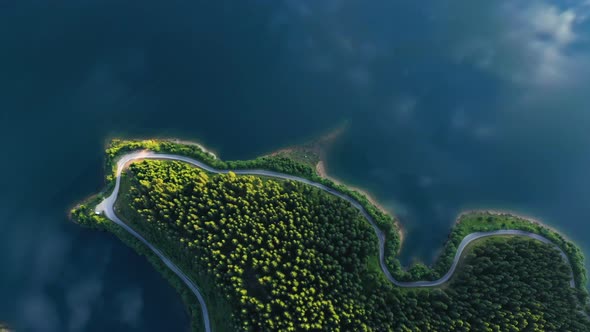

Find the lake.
xmin=1 ymin=1 xmax=589 ymax=330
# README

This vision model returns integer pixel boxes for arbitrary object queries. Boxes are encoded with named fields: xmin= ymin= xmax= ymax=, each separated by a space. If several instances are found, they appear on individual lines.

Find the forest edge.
xmin=69 ymin=138 xmax=590 ymax=330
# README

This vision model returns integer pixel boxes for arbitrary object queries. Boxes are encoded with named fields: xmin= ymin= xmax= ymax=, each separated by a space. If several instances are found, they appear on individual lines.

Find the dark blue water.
xmin=1 ymin=1 xmax=589 ymax=330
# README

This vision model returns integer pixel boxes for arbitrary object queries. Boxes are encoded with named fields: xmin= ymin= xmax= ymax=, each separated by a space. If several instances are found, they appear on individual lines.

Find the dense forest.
xmin=102 ymin=139 xmax=589 ymax=296
xmin=115 ymin=159 xmax=589 ymax=331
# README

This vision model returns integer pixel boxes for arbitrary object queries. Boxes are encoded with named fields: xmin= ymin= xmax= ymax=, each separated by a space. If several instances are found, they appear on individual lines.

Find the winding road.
xmin=95 ymin=151 xmax=578 ymax=332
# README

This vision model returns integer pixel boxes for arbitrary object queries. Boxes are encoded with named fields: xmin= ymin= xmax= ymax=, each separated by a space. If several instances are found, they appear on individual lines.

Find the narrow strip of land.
xmin=95 ymin=151 xmax=578 ymax=332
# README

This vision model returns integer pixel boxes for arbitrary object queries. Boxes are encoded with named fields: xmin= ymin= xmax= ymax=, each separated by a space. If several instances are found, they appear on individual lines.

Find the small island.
xmin=72 ymin=139 xmax=590 ymax=331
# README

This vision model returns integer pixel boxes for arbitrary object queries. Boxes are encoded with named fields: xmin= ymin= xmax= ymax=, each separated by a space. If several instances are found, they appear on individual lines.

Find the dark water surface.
xmin=1 ymin=1 xmax=590 ymax=330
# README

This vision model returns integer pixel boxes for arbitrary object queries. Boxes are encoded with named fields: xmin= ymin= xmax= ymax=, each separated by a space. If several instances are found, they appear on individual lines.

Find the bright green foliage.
xmin=447 ymin=239 xmax=584 ymax=331
xmin=116 ymin=160 xmax=589 ymax=331
xmin=102 ymin=139 xmax=589 ymax=299
xmin=433 ymin=212 xmax=589 ymax=306
xmin=121 ymin=161 xmax=377 ymax=331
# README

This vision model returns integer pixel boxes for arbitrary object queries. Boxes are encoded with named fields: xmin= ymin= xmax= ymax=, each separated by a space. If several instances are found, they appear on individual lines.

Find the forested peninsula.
xmin=72 ymin=139 xmax=590 ymax=331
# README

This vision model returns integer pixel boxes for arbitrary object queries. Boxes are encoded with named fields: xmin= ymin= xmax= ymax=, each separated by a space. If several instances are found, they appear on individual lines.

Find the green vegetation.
xmin=103 ymin=140 xmax=589 ymax=293
xmin=71 ymin=139 xmax=590 ymax=331
xmin=105 ymin=139 xmax=315 ymax=179
xmin=120 ymin=160 xmax=378 ymax=330
xmin=432 ymin=212 xmax=589 ymax=307
xmin=266 ymin=143 xmax=322 ymax=169
xmin=71 ymin=197 xmax=205 ymax=332
xmin=103 ymin=139 xmax=402 ymax=277
xmin=118 ymin=159 xmax=587 ymax=331
xmin=270 ymin=149 xmax=320 ymax=169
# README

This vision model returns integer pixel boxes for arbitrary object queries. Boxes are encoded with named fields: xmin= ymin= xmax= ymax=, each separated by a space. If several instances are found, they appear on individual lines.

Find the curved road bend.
xmin=95 ymin=151 xmax=579 ymax=332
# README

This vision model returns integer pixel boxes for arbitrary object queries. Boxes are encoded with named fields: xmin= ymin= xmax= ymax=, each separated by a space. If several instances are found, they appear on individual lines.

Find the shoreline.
xmin=456 ymin=209 xmax=572 ymax=242
xmin=105 ymin=138 xmax=580 ymax=264
xmin=263 ymin=123 xmax=407 ymax=250
xmin=315 ymin=159 xmax=406 ymax=249
xmin=92 ymin=150 xmax=585 ymax=291
xmin=168 ymin=138 xmax=219 ymax=160
xmin=104 ymin=138 xmax=586 ymax=277
xmin=107 ymin=136 xmax=220 ymax=160
xmin=71 ymin=140 xmax=589 ymax=329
